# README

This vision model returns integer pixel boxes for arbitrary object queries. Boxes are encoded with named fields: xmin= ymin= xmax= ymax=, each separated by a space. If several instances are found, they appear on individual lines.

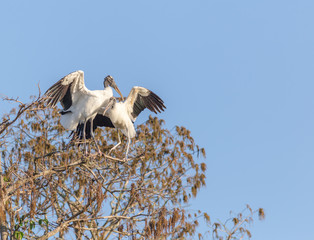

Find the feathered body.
xmin=60 ymin=87 xmax=114 ymax=130
xmin=44 ymin=70 xmax=124 ymax=153
xmin=105 ymin=101 xmax=136 ymax=139
xmin=74 ymin=86 xmax=166 ymax=159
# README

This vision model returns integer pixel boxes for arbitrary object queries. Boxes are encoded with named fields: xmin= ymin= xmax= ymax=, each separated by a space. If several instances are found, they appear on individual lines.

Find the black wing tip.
xmin=148 ymin=91 xmax=166 ymax=112
xmin=44 ymin=79 xmax=73 ymax=109
xmin=131 ymin=88 xmax=166 ymax=119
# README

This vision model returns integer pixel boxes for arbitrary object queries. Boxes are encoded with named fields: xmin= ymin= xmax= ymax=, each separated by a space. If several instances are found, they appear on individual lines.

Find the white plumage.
xmin=44 ymin=70 xmax=124 ymax=152
xmin=101 ymin=86 xmax=166 ymax=159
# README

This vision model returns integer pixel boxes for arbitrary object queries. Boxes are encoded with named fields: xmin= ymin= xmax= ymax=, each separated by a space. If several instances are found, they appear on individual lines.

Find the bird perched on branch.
xmin=44 ymin=70 xmax=124 ymax=153
xmin=75 ymin=86 xmax=166 ymax=159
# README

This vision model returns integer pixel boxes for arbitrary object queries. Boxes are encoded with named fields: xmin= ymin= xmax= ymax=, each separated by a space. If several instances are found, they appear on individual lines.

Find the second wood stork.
xmin=44 ymin=70 xmax=124 ymax=153
xmin=75 ymin=86 xmax=166 ymax=159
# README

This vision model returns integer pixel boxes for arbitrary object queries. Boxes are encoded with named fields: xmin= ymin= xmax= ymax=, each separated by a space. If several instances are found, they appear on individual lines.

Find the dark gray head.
xmin=103 ymin=97 xmax=117 ymax=115
xmin=104 ymin=75 xmax=114 ymax=88
xmin=108 ymin=96 xmax=117 ymax=106
xmin=104 ymin=75 xmax=124 ymax=100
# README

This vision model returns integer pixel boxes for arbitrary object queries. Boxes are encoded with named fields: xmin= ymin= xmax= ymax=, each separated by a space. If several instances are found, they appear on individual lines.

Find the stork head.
xmin=104 ymin=75 xmax=124 ymax=101
xmin=103 ymin=97 xmax=117 ymax=116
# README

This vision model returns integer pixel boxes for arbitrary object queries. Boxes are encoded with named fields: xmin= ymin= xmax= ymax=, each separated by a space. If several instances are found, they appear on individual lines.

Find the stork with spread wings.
xmin=75 ymin=86 xmax=166 ymax=159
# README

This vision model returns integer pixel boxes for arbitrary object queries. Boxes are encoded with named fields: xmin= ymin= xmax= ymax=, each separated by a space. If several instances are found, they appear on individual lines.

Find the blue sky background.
xmin=1 ymin=0 xmax=314 ymax=239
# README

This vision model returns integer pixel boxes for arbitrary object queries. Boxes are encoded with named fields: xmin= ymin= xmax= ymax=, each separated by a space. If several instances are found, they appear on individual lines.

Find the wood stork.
xmin=44 ymin=70 xmax=124 ymax=153
xmin=75 ymin=86 xmax=166 ymax=159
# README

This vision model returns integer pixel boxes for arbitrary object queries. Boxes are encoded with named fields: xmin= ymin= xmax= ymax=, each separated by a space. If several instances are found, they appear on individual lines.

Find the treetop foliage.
xmin=0 ymin=95 xmax=263 ymax=240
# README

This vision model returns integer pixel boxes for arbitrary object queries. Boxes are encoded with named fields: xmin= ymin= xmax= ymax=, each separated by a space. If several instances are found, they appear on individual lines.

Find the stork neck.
xmin=104 ymin=86 xmax=113 ymax=94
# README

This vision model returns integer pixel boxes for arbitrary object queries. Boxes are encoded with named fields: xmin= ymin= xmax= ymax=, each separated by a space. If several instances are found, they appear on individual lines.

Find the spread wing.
xmin=44 ymin=70 xmax=88 ymax=110
xmin=73 ymin=114 xmax=115 ymax=140
xmin=125 ymin=86 xmax=166 ymax=122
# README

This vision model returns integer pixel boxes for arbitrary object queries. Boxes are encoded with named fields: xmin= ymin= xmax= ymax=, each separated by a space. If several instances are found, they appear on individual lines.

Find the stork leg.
xmin=83 ymin=120 xmax=88 ymax=155
xmin=124 ymin=136 xmax=131 ymax=161
xmin=109 ymin=131 xmax=121 ymax=154
xmin=90 ymin=118 xmax=102 ymax=155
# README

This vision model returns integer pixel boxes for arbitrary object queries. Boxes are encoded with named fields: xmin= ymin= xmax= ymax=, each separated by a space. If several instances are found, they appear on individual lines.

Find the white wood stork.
xmin=44 ymin=70 xmax=124 ymax=153
xmin=75 ymin=86 xmax=166 ymax=159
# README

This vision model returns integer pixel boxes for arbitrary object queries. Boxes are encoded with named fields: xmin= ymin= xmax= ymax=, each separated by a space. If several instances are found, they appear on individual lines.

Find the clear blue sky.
xmin=1 ymin=1 xmax=314 ymax=239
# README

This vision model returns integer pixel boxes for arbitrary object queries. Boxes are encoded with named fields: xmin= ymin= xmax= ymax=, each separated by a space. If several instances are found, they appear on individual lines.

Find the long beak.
xmin=113 ymin=85 xmax=124 ymax=101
